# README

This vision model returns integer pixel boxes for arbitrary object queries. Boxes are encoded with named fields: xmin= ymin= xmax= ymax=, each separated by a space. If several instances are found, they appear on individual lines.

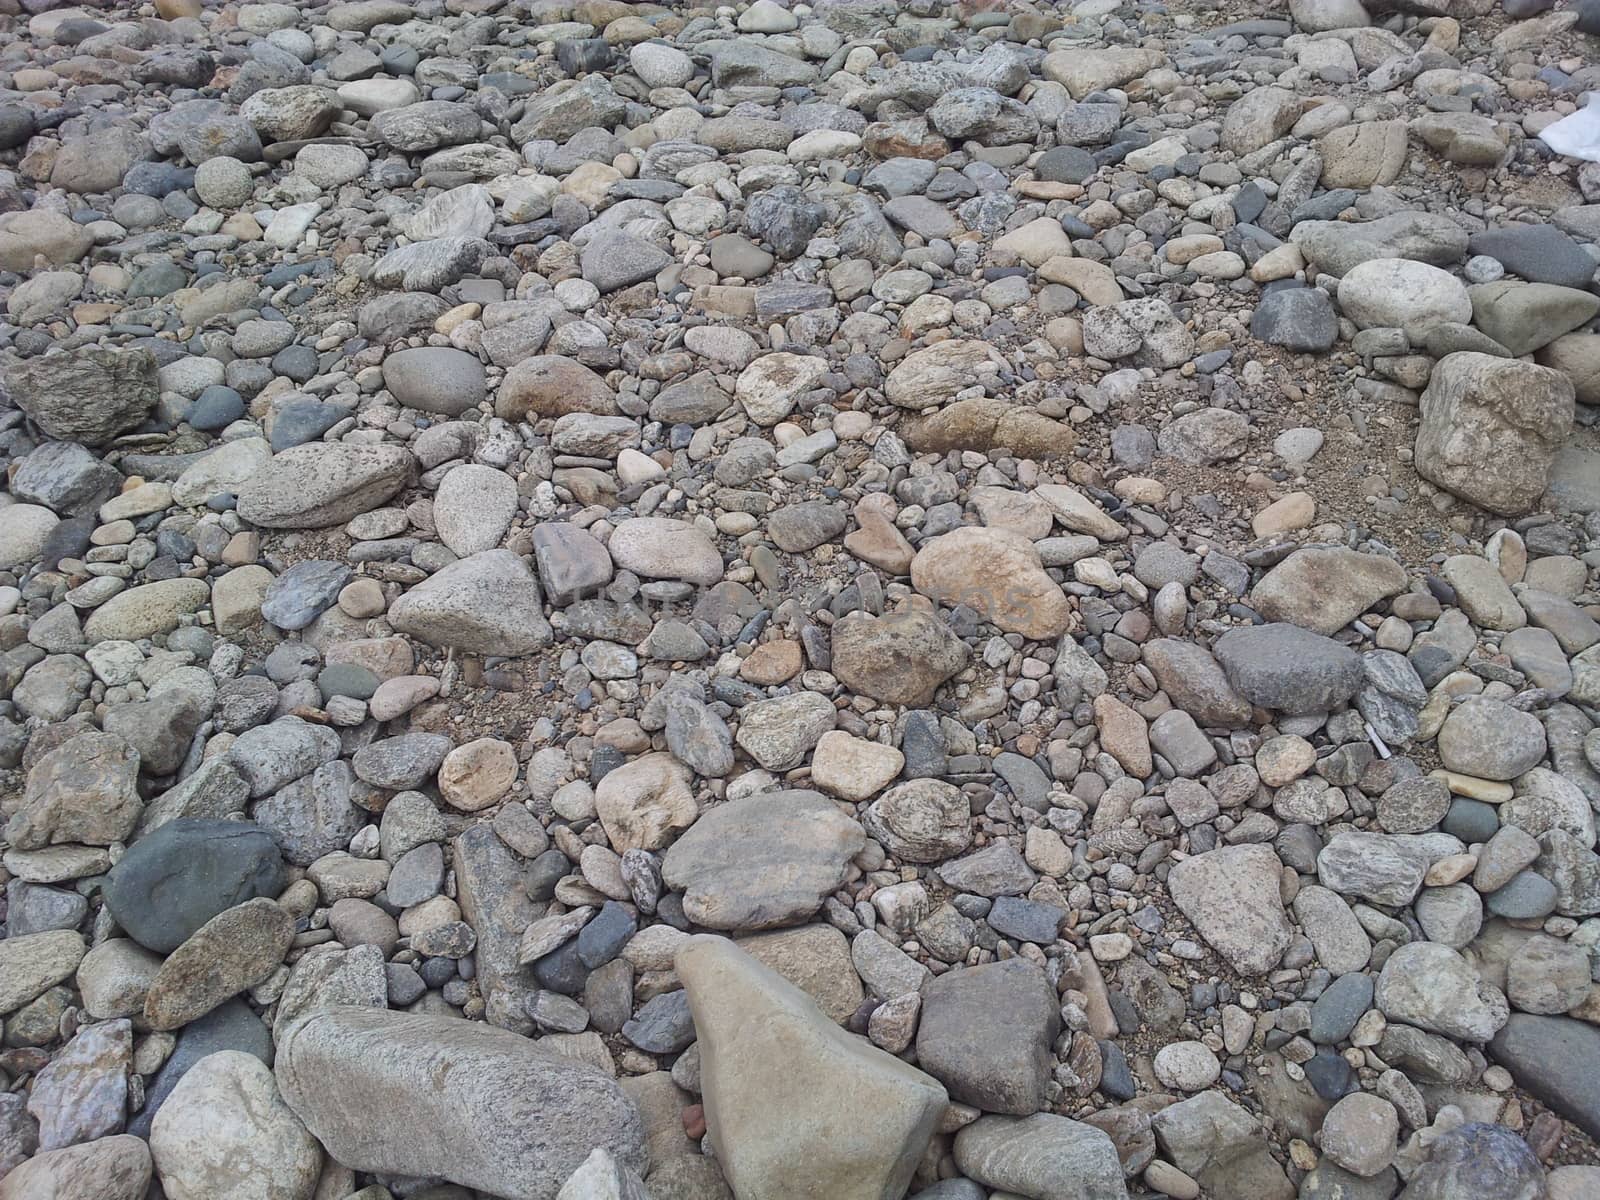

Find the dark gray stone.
xmin=1442 ymin=798 xmax=1499 ymax=843
xmin=1250 ymin=286 xmax=1338 ymax=352
xmin=1309 ymin=973 xmax=1373 ymax=1045
xmin=1490 ymin=1014 xmax=1600 ymax=1138
xmin=985 ymin=895 xmax=1065 ymax=944
xmin=103 ymin=818 xmax=286 ymax=953
xmin=260 ymin=560 xmax=352 ymax=631
xmin=11 ymin=441 xmax=121 ymax=516
xmin=1034 ymin=146 xmax=1097 ymax=184
xmin=1214 ymin=623 xmax=1363 ymax=715
xmin=1469 ymin=224 xmax=1594 ymax=289
xmin=915 ymin=958 xmax=1060 ymax=1115
xmin=576 ymin=900 xmax=636 ymax=969
xmin=268 ymin=398 xmax=352 ymax=450
xmin=621 ymin=988 xmax=694 ymax=1053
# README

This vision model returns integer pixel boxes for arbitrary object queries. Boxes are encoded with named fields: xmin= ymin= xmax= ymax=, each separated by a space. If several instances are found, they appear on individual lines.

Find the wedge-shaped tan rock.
xmin=1248 ymin=546 xmax=1406 ymax=636
xmin=0 ymin=929 xmax=85 ymax=1016
xmin=910 ymin=527 xmax=1071 ymax=641
xmin=884 ymin=340 xmax=1005 ymax=410
xmin=388 ymin=549 xmax=553 ymax=657
xmin=734 ymin=924 xmax=865 ymax=1026
xmin=1034 ymin=484 xmax=1127 ymax=541
xmin=276 ymin=1007 xmax=646 ymax=1200
xmin=677 ymin=935 xmax=947 ymax=1200
xmin=1041 ymin=46 xmax=1164 ymax=99
xmin=151 ymin=1052 xmax=321 ymax=1200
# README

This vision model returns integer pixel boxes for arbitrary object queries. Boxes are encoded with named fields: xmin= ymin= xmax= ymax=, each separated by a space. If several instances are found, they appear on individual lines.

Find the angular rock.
xmin=661 ymin=790 xmax=865 ymax=931
xmin=1395 ymin=1122 xmax=1549 ymax=1200
xmin=389 ymin=549 xmax=552 ymax=656
xmin=911 ymin=527 xmax=1071 ymax=640
xmin=143 ymin=899 xmax=295 ymax=1030
xmin=593 ymin=753 xmax=697 ymax=853
xmin=676 ymin=936 xmax=946 ymax=1200
xmin=916 ymin=959 xmax=1061 ymax=1115
xmin=0 ymin=1135 xmax=151 ymax=1200
xmin=8 ymin=731 xmax=140 ymax=851
xmin=7 ymin=347 xmax=158 ymax=446
xmin=1375 ymin=942 xmax=1509 ymax=1042
xmin=831 ymin=609 xmax=969 ymax=708
xmin=1151 ymin=1092 xmax=1294 ymax=1200
xmin=1415 ymin=352 xmax=1574 ymax=516
xmin=1249 ymin=547 xmax=1406 ymax=636
xmin=1168 ymin=845 xmax=1293 ymax=974
xmin=236 ymin=443 xmax=412 ymax=529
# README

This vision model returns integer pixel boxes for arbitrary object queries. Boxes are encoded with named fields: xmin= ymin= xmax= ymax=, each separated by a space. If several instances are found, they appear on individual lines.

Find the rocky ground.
xmin=2 ymin=0 xmax=1600 ymax=1197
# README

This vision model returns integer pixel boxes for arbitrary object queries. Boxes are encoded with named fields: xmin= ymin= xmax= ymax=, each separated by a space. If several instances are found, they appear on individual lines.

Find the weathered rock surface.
xmin=275 ymin=1007 xmax=646 ymax=1200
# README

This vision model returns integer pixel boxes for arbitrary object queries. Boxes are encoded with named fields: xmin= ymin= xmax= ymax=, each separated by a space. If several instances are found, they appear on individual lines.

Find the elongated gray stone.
xmin=275 ymin=1007 xmax=645 ymax=1200
xmin=954 ymin=1114 xmax=1128 ymax=1200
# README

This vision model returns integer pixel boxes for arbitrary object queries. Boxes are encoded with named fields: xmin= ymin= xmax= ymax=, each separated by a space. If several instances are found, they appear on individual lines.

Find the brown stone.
xmin=900 ymin=398 xmax=1076 ymax=459
xmin=740 ymin=640 xmax=803 ymax=686
xmin=495 ymin=355 xmax=617 ymax=421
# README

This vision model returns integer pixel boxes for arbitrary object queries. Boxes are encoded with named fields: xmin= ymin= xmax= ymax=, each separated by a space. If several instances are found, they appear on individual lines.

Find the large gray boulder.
xmin=388 ymin=549 xmax=553 ymax=657
xmin=1489 ymin=1014 xmax=1600 ymax=1139
xmin=275 ymin=1007 xmax=646 ymax=1200
xmin=7 ymin=346 xmax=158 ymax=445
xmin=1415 ymin=352 xmax=1574 ymax=516
xmin=1214 ymin=623 xmax=1363 ymax=714
xmin=236 ymin=442 xmax=412 ymax=528
xmin=103 ymin=819 xmax=286 ymax=954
